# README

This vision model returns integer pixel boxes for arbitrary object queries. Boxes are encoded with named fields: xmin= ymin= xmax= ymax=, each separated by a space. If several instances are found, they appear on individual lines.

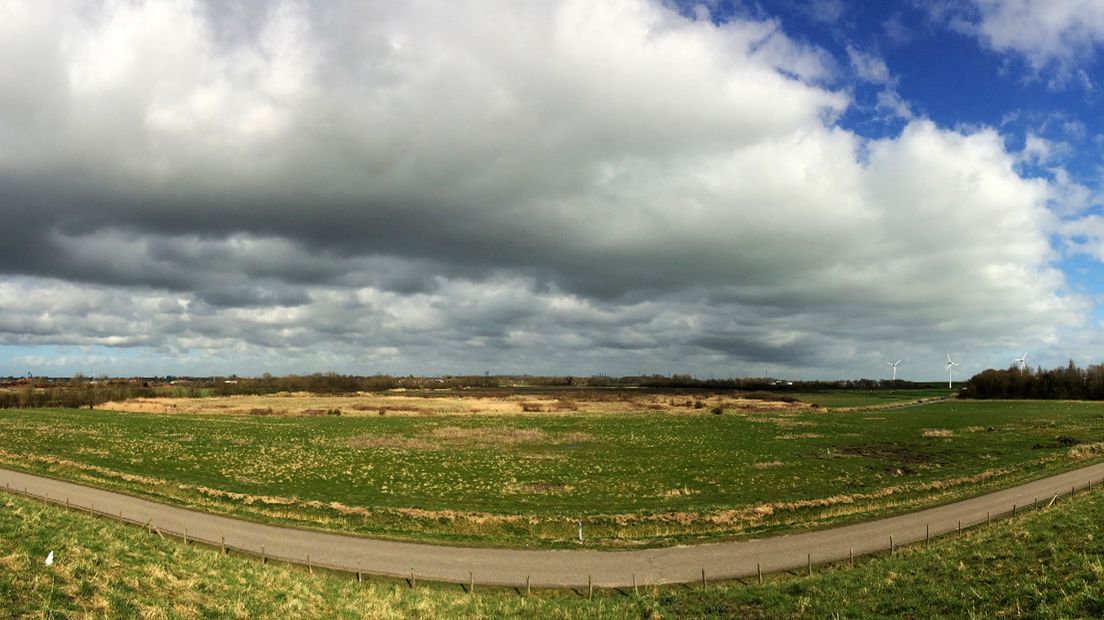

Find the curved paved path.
xmin=4 ymin=464 xmax=1104 ymax=588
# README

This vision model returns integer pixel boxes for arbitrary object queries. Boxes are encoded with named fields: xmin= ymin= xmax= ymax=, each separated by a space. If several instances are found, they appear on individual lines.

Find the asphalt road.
xmin=4 ymin=463 xmax=1104 ymax=588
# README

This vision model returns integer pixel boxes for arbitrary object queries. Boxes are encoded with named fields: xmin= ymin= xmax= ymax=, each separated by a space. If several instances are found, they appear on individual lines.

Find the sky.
xmin=1 ymin=0 xmax=1103 ymax=381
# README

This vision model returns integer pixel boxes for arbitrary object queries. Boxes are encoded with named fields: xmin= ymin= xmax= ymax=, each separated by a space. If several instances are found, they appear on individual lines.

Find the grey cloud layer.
xmin=0 ymin=0 xmax=1089 ymax=377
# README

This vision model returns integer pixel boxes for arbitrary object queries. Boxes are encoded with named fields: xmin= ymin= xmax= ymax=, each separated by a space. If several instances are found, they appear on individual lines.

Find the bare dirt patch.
xmin=837 ymin=443 xmax=950 ymax=466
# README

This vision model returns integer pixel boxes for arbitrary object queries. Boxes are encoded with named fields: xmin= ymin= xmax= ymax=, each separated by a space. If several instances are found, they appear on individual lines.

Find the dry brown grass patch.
xmin=344 ymin=435 xmax=438 ymax=451
xmin=922 ymin=429 xmax=954 ymax=438
xmin=504 ymin=482 xmax=572 ymax=494
xmin=99 ymin=390 xmax=816 ymax=417
xmin=427 ymin=426 xmax=594 ymax=446
xmin=1069 ymin=441 xmax=1104 ymax=460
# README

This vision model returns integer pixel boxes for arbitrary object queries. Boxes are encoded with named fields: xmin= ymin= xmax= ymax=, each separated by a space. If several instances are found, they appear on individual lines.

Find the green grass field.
xmin=6 ymin=483 xmax=1104 ymax=617
xmin=788 ymin=388 xmax=951 ymax=409
xmin=1 ymin=400 xmax=1103 ymax=548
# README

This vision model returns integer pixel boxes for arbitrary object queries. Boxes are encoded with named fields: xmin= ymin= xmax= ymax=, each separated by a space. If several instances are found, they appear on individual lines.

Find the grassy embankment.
xmin=5 ymin=484 xmax=1104 ymax=618
xmin=1 ymin=399 xmax=1102 ymax=548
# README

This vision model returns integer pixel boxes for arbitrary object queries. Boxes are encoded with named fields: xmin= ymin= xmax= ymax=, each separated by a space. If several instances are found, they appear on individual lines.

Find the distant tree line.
xmin=638 ymin=375 xmax=934 ymax=391
xmin=963 ymin=361 xmax=1104 ymax=400
xmin=0 ymin=382 xmax=157 ymax=409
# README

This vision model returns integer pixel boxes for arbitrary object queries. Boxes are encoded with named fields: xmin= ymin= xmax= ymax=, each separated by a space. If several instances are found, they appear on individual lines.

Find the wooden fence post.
xmin=807 ymin=554 xmax=812 ymax=576
xmin=757 ymin=562 xmax=762 ymax=584
xmin=527 ymin=575 xmax=531 ymax=597
xmin=849 ymin=547 xmax=853 ymax=568
xmin=926 ymin=524 xmax=930 ymax=547
xmin=588 ymin=575 xmax=592 ymax=600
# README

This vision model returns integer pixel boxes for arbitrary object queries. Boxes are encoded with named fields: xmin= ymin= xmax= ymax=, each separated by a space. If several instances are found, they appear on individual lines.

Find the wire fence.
xmin=4 ymin=477 xmax=1103 ymax=593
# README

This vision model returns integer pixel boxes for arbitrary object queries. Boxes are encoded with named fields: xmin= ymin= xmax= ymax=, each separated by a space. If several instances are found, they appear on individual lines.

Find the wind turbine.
xmin=1014 ymin=352 xmax=1028 ymax=371
xmin=887 ymin=360 xmax=901 ymax=381
xmin=945 ymin=354 xmax=959 ymax=389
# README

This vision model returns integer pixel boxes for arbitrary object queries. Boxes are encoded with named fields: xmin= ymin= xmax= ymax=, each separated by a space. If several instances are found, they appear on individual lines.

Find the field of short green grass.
xmin=1 ymin=400 xmax=1102 ymax=548
xmin=789 ymin=388 xmax=951 ymax=409
xmin=6 ymin=482 xmax=1104 ymax=618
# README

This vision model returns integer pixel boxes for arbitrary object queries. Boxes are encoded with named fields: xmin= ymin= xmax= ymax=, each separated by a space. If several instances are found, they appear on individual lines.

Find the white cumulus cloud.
xmin=0 ymin=0 xmax=1089 ymax=378
xmin=961 ymin=0 xmax=1104 ymax=85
